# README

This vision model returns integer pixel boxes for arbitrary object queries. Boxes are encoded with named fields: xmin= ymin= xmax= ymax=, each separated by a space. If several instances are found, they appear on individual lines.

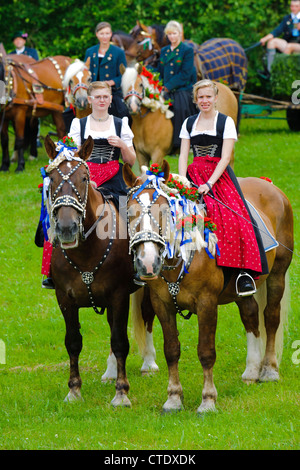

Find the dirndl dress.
xmin=184 ymin=112 xmax=268 ymax=275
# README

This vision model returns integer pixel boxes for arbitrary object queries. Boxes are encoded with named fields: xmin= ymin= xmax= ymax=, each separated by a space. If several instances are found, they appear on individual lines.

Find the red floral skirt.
xmin=188 ymin=157 xmax=262 ymax=273
xmin=87 ymin=161 xmax=119 ymax=187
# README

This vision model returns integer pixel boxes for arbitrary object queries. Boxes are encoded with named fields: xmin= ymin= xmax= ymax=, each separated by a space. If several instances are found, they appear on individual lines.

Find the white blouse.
xmin=179 ymin=111 xmax=237 ymax=140
xmin=69 ymin=115 xmax=134 ymax=147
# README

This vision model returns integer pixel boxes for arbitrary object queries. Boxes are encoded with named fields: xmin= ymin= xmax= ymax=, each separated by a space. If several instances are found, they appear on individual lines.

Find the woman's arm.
xmin=178 ymin=138 xmax=191 ymax=176
xmin=198 ymin=138 xmax=235 ymax=195
xmin=107 ymin=135 xmax=136 ymax=166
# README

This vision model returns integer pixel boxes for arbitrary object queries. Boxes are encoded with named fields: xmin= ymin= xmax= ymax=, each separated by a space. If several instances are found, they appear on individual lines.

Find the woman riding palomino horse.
xmin=123 ymin=159 xmax=293 ymax=413
xmin=121 ymin=65 xmax=238 ymax=170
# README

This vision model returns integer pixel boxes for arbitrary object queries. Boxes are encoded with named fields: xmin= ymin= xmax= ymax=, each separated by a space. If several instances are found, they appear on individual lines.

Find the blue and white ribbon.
xmin=55 ymin=141 xmax=80 ymax=161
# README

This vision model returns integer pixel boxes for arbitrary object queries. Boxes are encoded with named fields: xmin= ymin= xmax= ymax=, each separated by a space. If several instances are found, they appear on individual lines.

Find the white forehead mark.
xmin=139 ymin=193 xmax=152 ymax=231
xmin=76 ymin=71 xmax=84 ymax=82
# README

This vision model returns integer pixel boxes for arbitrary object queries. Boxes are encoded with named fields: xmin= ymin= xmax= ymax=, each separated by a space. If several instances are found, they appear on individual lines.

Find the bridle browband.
xmin=127 ymin=183 xmax=169 ymax=255
xmin=47 ymin=155 xmax=90 ymax=224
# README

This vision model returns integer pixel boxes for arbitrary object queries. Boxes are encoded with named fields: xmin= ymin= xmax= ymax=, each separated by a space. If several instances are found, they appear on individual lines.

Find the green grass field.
xmin=0 ymin=113 xmax=299 ymax=450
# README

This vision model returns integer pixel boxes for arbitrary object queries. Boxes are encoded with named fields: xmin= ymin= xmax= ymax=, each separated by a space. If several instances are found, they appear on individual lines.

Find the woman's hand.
xmin=197 ymin=182 xmax=212 ymax=195
xmin=107 ymin=135 xmax=124 ymax=148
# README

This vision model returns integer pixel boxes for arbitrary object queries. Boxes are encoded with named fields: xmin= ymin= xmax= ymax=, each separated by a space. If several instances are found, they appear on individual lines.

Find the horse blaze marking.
xmin=0 ymin=340 xmax=6 ymax=364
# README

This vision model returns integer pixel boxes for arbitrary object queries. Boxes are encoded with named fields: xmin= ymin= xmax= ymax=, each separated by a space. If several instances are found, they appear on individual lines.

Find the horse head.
xmin=123 ymin=160 xmax=171 ymax=280
xmin=63 ymin=59 xmax=91 ymax=110
xmin=44 ymin=135 xmax=94 ymax=249
xmin=121 ymin=64 xmax=145 ymax=115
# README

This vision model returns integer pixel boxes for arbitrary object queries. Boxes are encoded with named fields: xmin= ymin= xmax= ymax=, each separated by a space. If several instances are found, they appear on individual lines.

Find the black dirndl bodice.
xmin=187 ymin=112 xmax=227 ymax=159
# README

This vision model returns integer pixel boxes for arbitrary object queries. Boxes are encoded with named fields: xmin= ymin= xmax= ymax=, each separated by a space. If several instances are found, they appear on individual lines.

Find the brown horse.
xmin=121 ymin=65 xmax=238 ymax=169
xmin=0 ymin=55 xmax=71 ymax=172
xmin=43 ymin=135 xmax=138 ymax=406
xmin=123 ymin=161 xmax=294 ymax=413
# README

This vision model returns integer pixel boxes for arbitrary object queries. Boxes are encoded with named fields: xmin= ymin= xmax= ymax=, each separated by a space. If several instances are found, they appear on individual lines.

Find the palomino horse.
xmin=43 ymin=135 xmax=138 ymax=406
xmin=0 ymin=55 xmax=71 ymax=172
xmin=123 ymin=161 xmax=294 ymax=413
xmin=121 ymin=64 xmax=238 ymax=169
xmin=63 ymin=59 xmax=91 ymax=118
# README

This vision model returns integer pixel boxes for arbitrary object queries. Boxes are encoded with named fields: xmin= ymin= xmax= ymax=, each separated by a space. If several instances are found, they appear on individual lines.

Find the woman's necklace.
xmin=91 ymin=114 xmax=110 ymax=122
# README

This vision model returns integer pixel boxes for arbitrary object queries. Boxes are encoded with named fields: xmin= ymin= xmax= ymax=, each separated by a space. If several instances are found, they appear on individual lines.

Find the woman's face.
xmin=166 ymin=29 xmax=181 ymax=46
xmin=196 ymin=86 xmax=218 ymax=112
xmin=96 ymin=27 xmax=112 ymax=45
xmin=88 ymin=88 xmax=112 ymax=112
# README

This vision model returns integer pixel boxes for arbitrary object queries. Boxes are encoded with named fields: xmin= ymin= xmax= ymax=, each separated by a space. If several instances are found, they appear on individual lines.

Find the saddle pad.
xmin=245 ymin=200 xmax=279 ymax=252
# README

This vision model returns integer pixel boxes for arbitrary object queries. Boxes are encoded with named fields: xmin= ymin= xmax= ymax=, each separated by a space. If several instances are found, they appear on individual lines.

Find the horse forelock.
xmin=121 ymin=66 xmax=138 ymax=95
xmin=63 ymin=60 xmax=87 ymax=88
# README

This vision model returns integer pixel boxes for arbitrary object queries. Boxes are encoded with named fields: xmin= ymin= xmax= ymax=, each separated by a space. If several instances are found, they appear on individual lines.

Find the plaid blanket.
xmin=186 ymin=38 xmax=248 ymax=91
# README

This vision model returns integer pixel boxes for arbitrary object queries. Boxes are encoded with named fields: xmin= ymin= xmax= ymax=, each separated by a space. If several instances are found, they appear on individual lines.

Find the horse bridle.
xmin=46 ymin=154 xmax=90 ymax=228
xmin=127 ymin=183 xmax=169 ymax=255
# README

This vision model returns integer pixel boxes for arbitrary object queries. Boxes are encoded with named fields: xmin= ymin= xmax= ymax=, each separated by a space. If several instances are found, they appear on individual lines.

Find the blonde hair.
xmin=164 ymin=20 xmax=183 ymax=36
xmin=193 ymin=79 xmax=218 ymax=103
xmin=87 ymin=81 xmax=112 ymax=96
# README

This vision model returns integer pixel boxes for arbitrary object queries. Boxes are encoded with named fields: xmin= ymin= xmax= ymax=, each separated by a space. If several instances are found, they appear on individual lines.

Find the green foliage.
xmin=271 ymin=54 xmax=300 ymax=99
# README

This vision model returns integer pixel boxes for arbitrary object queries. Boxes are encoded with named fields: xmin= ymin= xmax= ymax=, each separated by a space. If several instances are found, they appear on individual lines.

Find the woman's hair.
xmin=95 ymin=21 xmax=112 ymax=34
xmin=87 ymin=81 xmax=112 ymax=96
xmin=164 ymin=20 xmax=183 ymax=36
xmin=193 ymin=79 xmax=218 ymax=102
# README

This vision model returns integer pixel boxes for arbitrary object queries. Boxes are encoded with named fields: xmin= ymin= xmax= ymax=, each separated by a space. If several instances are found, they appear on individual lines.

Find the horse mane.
xmin=121 ymin=66 xmax=138 ymax=95
xmin=62 ymin=59 xmax=86 ymax=89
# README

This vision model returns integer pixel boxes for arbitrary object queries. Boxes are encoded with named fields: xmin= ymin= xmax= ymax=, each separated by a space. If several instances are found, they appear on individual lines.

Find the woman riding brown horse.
xmin=123 ymin=160 xmax=293 ymax=413
xmin=43 ymin=134 xmax=137 ymax=406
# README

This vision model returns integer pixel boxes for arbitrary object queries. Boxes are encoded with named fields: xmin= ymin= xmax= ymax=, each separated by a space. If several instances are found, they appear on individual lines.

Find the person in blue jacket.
xmin=157 ymin=20 xmax=197 ymax=149
xmin=9 ymin=31 xmax=39 ymax=60
xmin=84 ymin=22 xmax=129 ymax=119
xmin=260 ymin=0 xmax=300 ymax=74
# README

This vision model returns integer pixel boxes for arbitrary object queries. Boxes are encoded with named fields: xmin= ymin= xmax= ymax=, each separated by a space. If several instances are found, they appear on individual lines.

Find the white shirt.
xmin=69 ymin=115 xmax=134 ymax=147
xmin=179 ymin=111 xmax=237 ymax=140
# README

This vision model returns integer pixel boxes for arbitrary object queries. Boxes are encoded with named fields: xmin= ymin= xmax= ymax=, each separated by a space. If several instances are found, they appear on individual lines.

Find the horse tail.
xmin=130 ymin=287 xmax=147 ymax=355
xmin=255 ymin=272 xmax=290 ymax=364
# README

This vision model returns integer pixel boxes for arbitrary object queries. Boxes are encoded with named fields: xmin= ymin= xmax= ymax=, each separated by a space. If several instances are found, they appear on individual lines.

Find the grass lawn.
xmin=0 ymin=113 xmax=299 ymax=450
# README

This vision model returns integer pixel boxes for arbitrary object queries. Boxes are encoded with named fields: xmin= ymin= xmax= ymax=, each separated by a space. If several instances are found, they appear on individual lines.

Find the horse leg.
xmin=260 ymin=262 xmax=290 ymax=382
xmin=131 ymin=286 xmax=159 ymax=375
xmin=236 ymin=296 xmax=262 ymax=383
xmin=13 ymin=107 xmax=27 ymax=172
xmin=57 ymin=292 xmax=83 ymax=402
xmin=101 ymin=312 xmax=117 ymax=382
xmin=29 ymin=117 xmax=39 ymax=159
xmin=153 ymin=300 xmax=183 ymax=413
xmin=51 ymin=111 xmax=66 ymax=139
xmin=196 ymin=301 xmax=218 ymax=413
xmin=0 ymin=120 xmax=10 ymax=171
xmin=108 ymin=296 xmax=131 ymax=408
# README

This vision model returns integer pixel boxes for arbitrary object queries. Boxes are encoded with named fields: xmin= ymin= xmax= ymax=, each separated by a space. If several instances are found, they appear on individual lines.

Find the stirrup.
xmin=236 ymin=271 xmax=257 ymax=297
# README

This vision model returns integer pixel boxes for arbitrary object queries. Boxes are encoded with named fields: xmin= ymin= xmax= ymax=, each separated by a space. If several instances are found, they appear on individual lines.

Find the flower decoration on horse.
xmin=140 ymin=67 xmax=174 ymax=118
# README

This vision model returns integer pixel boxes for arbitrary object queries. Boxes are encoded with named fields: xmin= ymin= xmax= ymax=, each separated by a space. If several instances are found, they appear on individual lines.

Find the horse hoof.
xmin=141 ymin=362 xmax=159 ymax=376
xmin=15 ymin=166 xmax=25 ymax=173
xmin=197 ymin=399 xmax=217 ymax=414
xmin=111 ymin=393 xmax=132 ymax=408
xmin=64 ymin=388 xmax=83 ymax=402
xmin=259 ymin=366 xmax=279 ymax=382
xmin=0 ymin=166 xmax=9 ymax=172
xmin=162 ymin=396 xmax=183 ymax=414
xmin=242 ymin=366 xmax=260 ymax=384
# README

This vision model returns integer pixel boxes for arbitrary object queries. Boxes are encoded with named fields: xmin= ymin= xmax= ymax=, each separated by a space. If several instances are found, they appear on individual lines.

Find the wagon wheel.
xmin=286 ymin=107 xmax=300 ymax=131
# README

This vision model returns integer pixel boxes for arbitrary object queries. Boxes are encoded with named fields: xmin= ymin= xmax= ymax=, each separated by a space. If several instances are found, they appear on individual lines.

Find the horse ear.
xmin=123 ymin=162 xmax=139 ymax=187
xmin=136 ymin=62 xmax=143 ymax=74
xmin=85 ymin=56 xmax=90 ymax=68
xmin=44 ymin=134 xmax=57 ymax=161
xmin=119 ymin=63 xmax=126 ymax=75
xmin=77 ymin=136 xmax=94 ymax=161
xmin=161 ymin=160 xmax=170 ymax=182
